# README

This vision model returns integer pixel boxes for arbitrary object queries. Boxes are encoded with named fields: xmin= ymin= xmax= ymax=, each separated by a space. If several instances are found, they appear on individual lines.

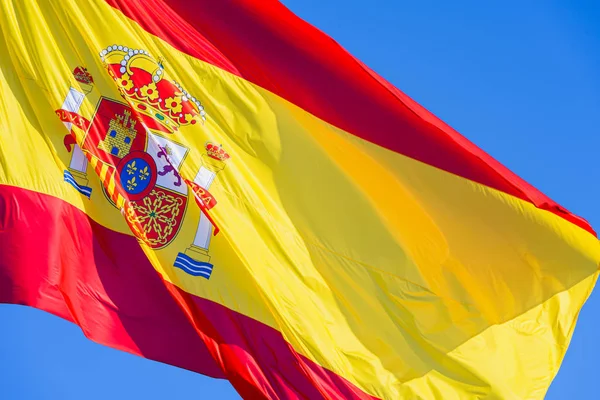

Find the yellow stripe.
xmin=98 ymin=162 xmax=108 ymax=182
xmin=1 ymin=0 xmax=598 ymax=398
xmin=106 ymin=174 xmax=116 ymax=199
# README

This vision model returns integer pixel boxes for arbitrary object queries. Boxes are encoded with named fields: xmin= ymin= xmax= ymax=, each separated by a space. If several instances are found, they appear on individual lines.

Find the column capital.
xmin=201 ymin=153 xmax=226 ymax=173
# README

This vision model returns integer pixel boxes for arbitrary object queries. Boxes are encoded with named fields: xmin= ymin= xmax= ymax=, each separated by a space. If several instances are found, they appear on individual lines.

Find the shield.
xmin=84 ymin=97 xmax=189 ymax=249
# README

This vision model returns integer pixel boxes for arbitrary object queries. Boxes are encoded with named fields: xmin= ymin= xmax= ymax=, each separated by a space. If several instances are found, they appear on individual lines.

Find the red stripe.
xmin=101 ymin=0 xmax=595 ymax=236
xmin=0 ymin=185 xmax=378 ymax=400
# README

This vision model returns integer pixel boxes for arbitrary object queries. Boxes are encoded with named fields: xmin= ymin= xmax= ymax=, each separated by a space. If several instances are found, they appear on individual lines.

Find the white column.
xmin=173 ymin=163 xmax=219 ymax=278
xmin=182 ymin=153 xmax=226 ymax=264
xmin=61 ymin=88 xmax=88 ymax=180
xmin=174 ymin=150 xmax=227 ymax=278
xmin=61 ymin=88 xmax=85 ymax=128
xmin=191 ymin=166 xmax=217 ymax=250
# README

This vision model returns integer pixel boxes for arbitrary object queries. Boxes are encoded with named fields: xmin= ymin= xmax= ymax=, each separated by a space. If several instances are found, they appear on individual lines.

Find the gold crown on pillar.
xmin=205 ymin=142 xmax=230 ymax=162
xmin=100 ymin=45 xmax=206 ymax=133
xmin=73 ymin=66 xmax=94 ymax=85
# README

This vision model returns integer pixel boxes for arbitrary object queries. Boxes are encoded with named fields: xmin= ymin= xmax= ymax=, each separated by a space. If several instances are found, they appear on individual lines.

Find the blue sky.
xmin=1 ymin=1 xmax=599 ymax=398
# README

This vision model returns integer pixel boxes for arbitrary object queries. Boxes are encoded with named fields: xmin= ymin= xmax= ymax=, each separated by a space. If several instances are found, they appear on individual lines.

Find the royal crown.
xmin=73 ymin=66 xmax=94 ymax=85
xmin=205 ymin=143 xmax=230 ymax=162
xmin=100 ymin=45 xmax=206 ymax=133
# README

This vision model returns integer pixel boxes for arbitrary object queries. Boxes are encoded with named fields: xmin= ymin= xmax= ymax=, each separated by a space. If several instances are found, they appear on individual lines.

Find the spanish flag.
xmin=0 ymin=1 xmax=598 ymax=399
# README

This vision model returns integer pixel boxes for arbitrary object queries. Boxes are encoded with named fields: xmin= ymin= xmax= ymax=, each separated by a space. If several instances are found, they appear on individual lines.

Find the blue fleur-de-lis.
xmin=127 ymin=161 xmax=137 ymax=175
xmin=127 ymin=176 xmax=137 ymax=191
xmin=138 ymin=165 xmax=149 ymax=181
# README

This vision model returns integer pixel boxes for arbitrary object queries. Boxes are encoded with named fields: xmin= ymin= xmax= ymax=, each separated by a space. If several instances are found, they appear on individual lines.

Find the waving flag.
xmin=1 ymin=1 xmax=598 ymax=399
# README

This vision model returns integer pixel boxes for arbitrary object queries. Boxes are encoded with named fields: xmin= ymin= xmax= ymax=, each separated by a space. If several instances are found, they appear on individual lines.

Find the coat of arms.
xmin=56 ymin=46 xmax=229 ymax=279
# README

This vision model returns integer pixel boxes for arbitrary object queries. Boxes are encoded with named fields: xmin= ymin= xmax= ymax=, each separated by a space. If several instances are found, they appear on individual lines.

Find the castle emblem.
xmin=98 ymin=109 xmax=137 ymax=157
